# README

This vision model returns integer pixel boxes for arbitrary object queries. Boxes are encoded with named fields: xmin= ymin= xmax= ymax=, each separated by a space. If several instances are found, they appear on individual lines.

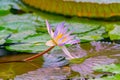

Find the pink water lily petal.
xmin=56 ymin=22 xmax=65 ymax=34
xmin=46 ymin=20 xmax=79 ymax=46
xmin=46 ymin=20 xmax=54 ymax=38
xmin=67 ymin=39 xmax=80 ymax=44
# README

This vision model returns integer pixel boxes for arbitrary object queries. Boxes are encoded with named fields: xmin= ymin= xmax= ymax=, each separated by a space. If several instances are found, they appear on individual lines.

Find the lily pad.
xmin=0 ymin=4 xmax=11 ymax=15
xmin=94 ymin=74 xmax=120 ymax=80
xmin=6 ymin=30 xmax=36 ymax=43
xmin=93 ymin=64 xmax=120 ymax=74
xmin=1 ymin=22 xmax=37 ymax=32
xmin=22 ymin=34 xmax=50 ymax=43
xmin=6 ymin=43 xmax=49 ymax=53
xmin=0 ymin=0 xmax=21 ymax=16
xmin=0 ymin=30 xmax=11 ymax=45
xmin=109 ymin=25 xmax=120 ymax=40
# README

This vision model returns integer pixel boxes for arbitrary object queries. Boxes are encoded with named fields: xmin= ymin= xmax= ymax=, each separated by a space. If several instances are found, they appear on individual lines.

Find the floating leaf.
xmin=94 ymin=74 xmax=120 ymax=80
xmin=1 ymin=22 xmax=37 ymax=32
xmin=0 ymin=0 xmax=21 ymax=16
xmin=109 ymin=25 xmax=120 ymax=40
xmin=0 ymin=30 xmax=11 ymax=45
xmin=22 ymin=34 xmax=50 ymax=43
xmin=78 ymin=27 xmax=106 ymax=42
xmin=6 ymin=43 xmax=49 ymax=53
xmin=0 ymin=1 xmax=11 ymax=15
xmin=6 ymin=30 xmax=36 ymax=43
xmin=93 ymin=64 xmax=120 ymax=74
xmin=5 ymin=33 xmax=52 ymax=52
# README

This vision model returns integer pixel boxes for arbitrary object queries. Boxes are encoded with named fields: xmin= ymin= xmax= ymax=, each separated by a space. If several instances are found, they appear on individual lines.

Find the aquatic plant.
xmin=23 ymin=20 xmax=79 ymax=61
xmin=45 ymin=20 xmax=79 ymax=59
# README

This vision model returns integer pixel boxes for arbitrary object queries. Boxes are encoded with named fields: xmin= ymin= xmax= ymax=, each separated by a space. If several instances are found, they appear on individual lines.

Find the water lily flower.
xmin=45 ymin=20 xmax=79 ymax=59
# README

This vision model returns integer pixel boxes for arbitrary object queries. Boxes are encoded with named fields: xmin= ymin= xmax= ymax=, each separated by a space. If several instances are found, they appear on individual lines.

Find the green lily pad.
xmin=6 ymin=43 xmax=49 ymax=53
xmin=6 ymin=33 xmax=51 ymax=53
xmin=77 ymin=26 xmax=105 ymax=42
xmin=0 ymin=30 xmax=12 ymax=45
xmin=0 ymin=0 xmax=21 ymax=16
xmin=0 ymin=2 xmax=11 ymax=16
xmin=69 ymin=23 xmax=102 ymax=34
xmin=22 ymin=34 xmax=50 ymax=43
xmin=93 ymin=64 xmax=120 ymax=74
xmin=93 ymin=74 xmax=120 ymax=80
xmin=1 ymin=22 xmax=37 ymax=32
xmin=6 ymin=30 xmax=36 ymax=43
xmin=109 ymin=25 xmax=120 ymax=40
xmin=0 ymin=3 xmax=11 ymax=16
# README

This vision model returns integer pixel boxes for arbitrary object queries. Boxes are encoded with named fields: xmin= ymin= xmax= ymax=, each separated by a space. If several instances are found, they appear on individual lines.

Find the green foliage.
xmin=6 ymin=43 xmax=49 ymax=53
xmin=6 ymin=34 xmax=50 ymax=52
xmin=0 ymin=0 xmax=21 ymax=16
xmin=93 ymin=64 xmax=120 ymax=80
xmin=0 ymin=0 xmax=120 ymax=53
xmin=94 ymin=74 xmax=120 ymax=80
xmin=94 ymin=64 xmax=120 ymax=74
xmin=109 ymin=25 xmax=120 ymax=40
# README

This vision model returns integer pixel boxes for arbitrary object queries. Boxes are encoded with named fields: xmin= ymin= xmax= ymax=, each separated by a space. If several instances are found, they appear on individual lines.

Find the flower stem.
xmin=23 ymin=46 xmax=55 ymax=61
xmin=61 ymin=46 xmax=74 ymax=59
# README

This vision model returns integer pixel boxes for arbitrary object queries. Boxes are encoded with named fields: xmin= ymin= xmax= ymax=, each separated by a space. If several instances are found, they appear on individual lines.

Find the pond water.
xmin=0 ymin=42 xmax=120 ymax=79
xmin=0 ymin=0 xmax=120 ymax=80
